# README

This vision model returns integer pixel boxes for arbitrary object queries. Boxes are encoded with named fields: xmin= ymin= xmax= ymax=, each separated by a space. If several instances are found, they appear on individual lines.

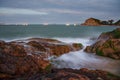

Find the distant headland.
xmin=0 ymin=18 xmax=120 ymax=26
xmin=81 ymin=18 xmax=120 ymax=26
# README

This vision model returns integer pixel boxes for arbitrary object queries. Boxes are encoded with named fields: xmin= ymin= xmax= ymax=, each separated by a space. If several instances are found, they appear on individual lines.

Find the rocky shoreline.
xmin=81 ymin=18 xmax=120 ymax=26
xmin=85 ymin=28 xmax=120 ymax=59
xmin=0 ymin=38 xmax=83 ymax=80
xmin=0 ymin=28 xmax=120 ymax=80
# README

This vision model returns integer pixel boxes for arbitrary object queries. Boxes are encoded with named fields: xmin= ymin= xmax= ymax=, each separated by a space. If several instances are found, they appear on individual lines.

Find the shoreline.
xmin=0 ymin=27 xmax=120 ymax=80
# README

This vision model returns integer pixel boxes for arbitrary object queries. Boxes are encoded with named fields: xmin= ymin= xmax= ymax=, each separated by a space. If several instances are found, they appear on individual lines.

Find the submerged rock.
xmin=0 ymin=38 xmax=83 ymax=79
xmin=85 ymin=28 xmax=120 ymax=59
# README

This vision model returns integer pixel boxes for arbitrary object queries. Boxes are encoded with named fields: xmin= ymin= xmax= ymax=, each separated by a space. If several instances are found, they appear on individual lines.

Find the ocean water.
xmin=0 ymin=25 xmax=120 ymax=76
xmin=0 ymin=25 xmax=119 ymax=40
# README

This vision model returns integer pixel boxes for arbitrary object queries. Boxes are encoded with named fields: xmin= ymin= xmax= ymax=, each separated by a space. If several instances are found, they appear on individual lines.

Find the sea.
xmin=0 ymin=25 xmax=120 ymax=76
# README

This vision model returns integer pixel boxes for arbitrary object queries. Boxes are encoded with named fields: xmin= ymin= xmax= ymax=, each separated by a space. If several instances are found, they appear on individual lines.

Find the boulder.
xmin=0 ymin=38 xmax=83 ymax=79
xmin=28 ymin=68 xmax=119 ymax=80
xmin=98 ymin=28 xmax=120 ymax=40
xmin=85 ymin=28 xmax=120 ymax=59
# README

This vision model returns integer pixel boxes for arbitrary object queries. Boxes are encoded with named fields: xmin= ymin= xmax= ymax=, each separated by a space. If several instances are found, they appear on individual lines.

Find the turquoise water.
xmin=0 ymin=25 xmax=119 ymax=40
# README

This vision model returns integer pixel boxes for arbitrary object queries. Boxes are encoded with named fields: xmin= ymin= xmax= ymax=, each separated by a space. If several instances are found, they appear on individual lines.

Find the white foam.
xmin=52 ymin=50 xmax=120 ymax=76
xmin=51 ymin=37 xmax=120 ymax=76
xmin=53 ymin=37 xmax=93 ymax=47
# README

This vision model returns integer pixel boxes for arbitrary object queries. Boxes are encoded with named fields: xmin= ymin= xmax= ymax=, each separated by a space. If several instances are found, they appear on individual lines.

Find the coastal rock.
xmin=28 ymin=68 xmax=119 ymax=80
xmin=26 ymin=38 xmax=83 ymax=56
xmin=85 ymin=28 xmax=120 ymax=59
xmin=98 ymin=28 xmax=120 ymax=40
xmin=81 ymin=18 xmax=101 ymax=26
xmin=81 ymin=18 xmax=120 ymax=26
xmin=0 ymin=38 xmax=83 ymax=79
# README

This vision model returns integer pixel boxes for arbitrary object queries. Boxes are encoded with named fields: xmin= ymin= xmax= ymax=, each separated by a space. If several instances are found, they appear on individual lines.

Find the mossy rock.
xmin=44 ymin=64 xmax=52 ymax=72
xmin=107 ymin=72 xmax=120 ymax=79
xmin=78 ymin=43 xmax=83 ymax=47
xmin=72 ymin=43 xmax=83 ymax=50
xmin=112 ymin=28 xmax=120 ymax=38
xmin=96 ymin=48 xmax=103 ymax=56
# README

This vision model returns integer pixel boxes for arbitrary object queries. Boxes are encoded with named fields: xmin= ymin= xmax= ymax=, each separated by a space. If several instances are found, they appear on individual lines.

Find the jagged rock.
xmin=81 ymin=18 xmax=101 ymax=26
xmin=0 ymin=38 xmax=83 ymax=79
xmin=26 ymin=38 xmax=83 ymax=56
xmin=98 ymin=28 xmax=120 ymax=40
xmin=85 ymin=28 xmax=120 ymax=59
xmin=28 ymin=68 xmax=119 ymax=80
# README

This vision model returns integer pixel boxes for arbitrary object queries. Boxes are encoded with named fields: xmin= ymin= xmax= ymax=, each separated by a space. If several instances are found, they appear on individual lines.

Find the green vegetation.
xmin=77 ymin=43 xmax=83 ymax=47
xmin=44 ymin=64 xmax=52 ymax=72
xmin=107 ymin=72 xmax=120 ymax=78
xmin=96 ymin=48 xmax=103 ymax=56
xmin=103 ymin=42 xmax=110 ymax=48
xmin=112 ymin=29 xmax=120 ymax=38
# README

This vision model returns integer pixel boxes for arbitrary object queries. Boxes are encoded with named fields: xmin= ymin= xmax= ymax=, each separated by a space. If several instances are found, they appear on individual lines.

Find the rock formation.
xmin=0 ymin=38 xmax=83 ymax=79
xmin=0 ymin=37 xmax=120 ymax=80
xmin=81 ymin=18 xmax=101 ymax=26
xmin=85 ymin=28 xmax=120 ymax=59
xmin=81 ymin=18 xmax=120 ymax=26
xmin=25 ymin=68 xmax=120 ymax=80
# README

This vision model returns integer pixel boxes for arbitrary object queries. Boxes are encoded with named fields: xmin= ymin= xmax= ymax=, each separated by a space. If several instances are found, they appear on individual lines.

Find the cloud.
xmin=0 ymin=7 xmax=48 ymax=15
xmin=38 ymin=8 xmax=109 ymax=16
xmin=38 ymin=8 xmax=82 ymax=14
xmin=0 ymin=0 xmax=119 ymax=24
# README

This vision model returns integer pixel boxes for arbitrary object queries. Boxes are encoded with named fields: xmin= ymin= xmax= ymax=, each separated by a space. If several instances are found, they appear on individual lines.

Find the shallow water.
xmin=51 ymin=38 xmax=120 ymax=76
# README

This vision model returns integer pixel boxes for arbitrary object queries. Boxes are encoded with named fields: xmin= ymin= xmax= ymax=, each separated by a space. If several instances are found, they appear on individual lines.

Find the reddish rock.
xmin=98 ymin=28 xmax=120 ymax=40
xmin=81 ymin=18 xmax=101 ymax=26
xmin=0 ymin=38 xmax=83 ymax=79
xmin=85 ymin=28 xmax=120 ymax=59
xmin=72 ymin=43 xmax=83 ymax=50
xmin=28 ymin=68 xmax=119 ymax=80
xmin=26 ymin=38 xmax=83 ymax=56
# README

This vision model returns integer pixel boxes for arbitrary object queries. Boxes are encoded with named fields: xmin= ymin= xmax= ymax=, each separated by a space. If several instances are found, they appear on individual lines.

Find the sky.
xmin=0 ymin=0 xmax=120 ymax=24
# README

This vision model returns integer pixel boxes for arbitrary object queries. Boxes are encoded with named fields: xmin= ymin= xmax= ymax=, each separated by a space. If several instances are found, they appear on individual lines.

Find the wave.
xmin=50 ymin=37 xmax=120 ymax=76
xmin=53 ymin=37 xmax=95 ymax=46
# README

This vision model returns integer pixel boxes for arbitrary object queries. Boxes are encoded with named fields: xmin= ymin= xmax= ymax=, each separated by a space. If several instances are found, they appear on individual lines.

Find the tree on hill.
xmin=108 ymin=20 xmax=114 ymax=25
xmin=114 ymin=20 xmax=120 ymax=25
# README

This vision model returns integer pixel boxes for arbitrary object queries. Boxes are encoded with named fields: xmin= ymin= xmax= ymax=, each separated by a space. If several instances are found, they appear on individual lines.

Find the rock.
xmin=98 ymin=28 xmax=120 ymax=40
xmin=0 ymin=38 xmax=83 ymax=79
xmin=81 ymin=18 xmax=101 ymax=26
xmin=84 ymin=28 xmax=120 ymax=59
xmin=72 ymin=43 xmax=83 ymax=50
xmin=81 ymin=18 xmax=120 ymax=26
xmin=28 ymin=68 xmax=119 ymax=80
xmin=26 ymin=38 xmax=83 ymax=56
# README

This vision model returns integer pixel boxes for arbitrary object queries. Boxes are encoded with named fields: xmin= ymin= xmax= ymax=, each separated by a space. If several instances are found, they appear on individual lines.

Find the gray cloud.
xmin=0 ymin=0 xmax=119 ymax=24
xmin=0 ymin=8 xmax=48 ymax=15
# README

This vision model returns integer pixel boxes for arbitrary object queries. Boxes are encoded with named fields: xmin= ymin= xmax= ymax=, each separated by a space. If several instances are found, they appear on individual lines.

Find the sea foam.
xmin=51 ymin=37 xmax=120 ymax=76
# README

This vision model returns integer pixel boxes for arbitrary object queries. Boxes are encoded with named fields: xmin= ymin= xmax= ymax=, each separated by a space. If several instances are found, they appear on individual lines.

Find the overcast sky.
xmin=0 ymin=0 xmax=120 ymax=24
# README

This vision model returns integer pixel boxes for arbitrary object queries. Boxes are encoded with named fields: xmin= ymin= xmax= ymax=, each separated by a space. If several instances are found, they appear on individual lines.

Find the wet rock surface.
xmin=0 ymin=38 xmax=83 ymax=79
xmin=28 ymin=68 xmax=120 ymax=80
xmin=85 ymin=28 xmax=120 ymax=59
